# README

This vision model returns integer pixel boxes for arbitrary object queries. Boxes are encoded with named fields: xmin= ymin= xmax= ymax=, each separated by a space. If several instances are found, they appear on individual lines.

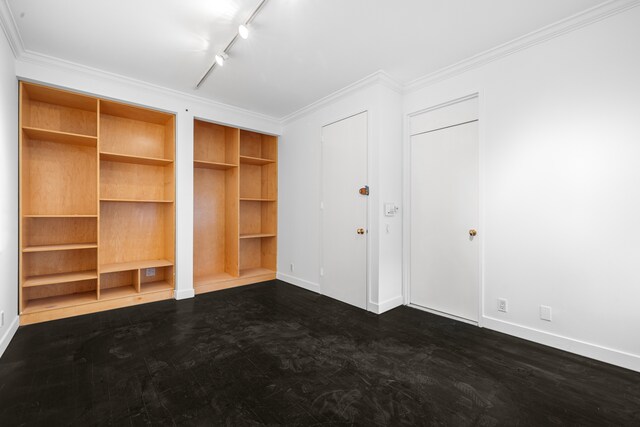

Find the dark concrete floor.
xmin=1 ymin=280 xmax=639 ymax=426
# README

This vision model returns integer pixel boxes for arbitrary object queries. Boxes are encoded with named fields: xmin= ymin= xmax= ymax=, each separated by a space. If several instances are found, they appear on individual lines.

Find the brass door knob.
xmin=469 ymin=229 xmax=477 ymax=237
xmin=357 ymin=228 xmax=365 ymax=235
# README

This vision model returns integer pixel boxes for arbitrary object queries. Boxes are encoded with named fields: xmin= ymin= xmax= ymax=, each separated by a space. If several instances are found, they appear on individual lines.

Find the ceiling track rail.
xmin=196 ymin=0 xmax=269 ymax=89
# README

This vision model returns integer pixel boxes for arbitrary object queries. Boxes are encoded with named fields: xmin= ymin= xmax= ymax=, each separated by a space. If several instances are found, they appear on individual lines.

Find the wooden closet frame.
xmin=193 ymin=119 xmax=278 ymax=293
xmin=19 ymin=81 xmax=176 ymax=325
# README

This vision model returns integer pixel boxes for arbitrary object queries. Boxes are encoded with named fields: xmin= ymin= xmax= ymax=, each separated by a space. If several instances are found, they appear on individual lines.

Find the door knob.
xmin=469 ymin=229 xmax=477 ymax=237
xmin=357 ymin=228 xmax=365 ymax=235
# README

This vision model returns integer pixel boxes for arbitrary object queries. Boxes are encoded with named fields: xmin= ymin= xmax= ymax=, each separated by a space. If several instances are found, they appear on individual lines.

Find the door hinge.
xmin=359 ymin=185 xmax=369 ymax=196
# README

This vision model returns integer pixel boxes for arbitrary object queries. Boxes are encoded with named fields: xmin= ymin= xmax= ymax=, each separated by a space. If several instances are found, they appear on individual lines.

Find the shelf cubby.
xmin=21 ymin=83 xmax=97 ymax=137
xmin=23 ymin=216 xmax=97 ymax=250
xmin=239 ymin=236 xmax=277 ymax=275
xmin=240 ymin=200 xmax=276 ymax=237
xmin=99 ymin=100 xmax=174 ymax=160
xmin=140 ymin=266 xmax=174 ymax=293
xmin=100 ymin=202 xmax=174 ymax=267
xmin=23 ymin=286 xmax=98 ymax=314
xmin=22 ymin=129 xmax=97 ymax=216
xmin=193 ymin=120 xmax=240 ymax=288
xmin=100 ymin=160 xmax=174 ymax=202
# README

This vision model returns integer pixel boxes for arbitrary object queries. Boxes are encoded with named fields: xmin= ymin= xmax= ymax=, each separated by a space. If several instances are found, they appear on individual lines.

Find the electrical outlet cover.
xmin=146 ymin=268 xmax=156 ymax=277
xmin=540 ymin=305 xmax=552 ymax=321
xmin=498 ymin=298 xmax=508 ymax=312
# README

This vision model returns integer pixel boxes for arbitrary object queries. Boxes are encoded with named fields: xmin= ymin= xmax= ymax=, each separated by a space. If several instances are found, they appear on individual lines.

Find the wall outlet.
xmin=145 ymin=268 xmax=156 ymax=277
xmin=540 ymin=305 xmax=552 ymax=321
xmin=320 ymin=267 xmax=324 ymax=277
xmin=290 ymin=263 xmax=295 ymax=272
xmin=498 ymin=298 xmax=508 ymax=312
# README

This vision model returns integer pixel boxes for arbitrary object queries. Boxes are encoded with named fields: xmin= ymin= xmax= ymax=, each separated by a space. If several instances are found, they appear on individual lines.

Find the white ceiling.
xmin=7 ymin=0 xmax=605 ymax=118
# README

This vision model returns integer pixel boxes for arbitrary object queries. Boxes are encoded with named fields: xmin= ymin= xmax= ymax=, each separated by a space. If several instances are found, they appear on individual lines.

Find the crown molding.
xmin=404 ymin=0 xmax=640 ymax=94
xmin=16 ymin=50 xmax=281 ymax=126
xmin=280 ymin=70 xmax=401 ymax=125
xmin=0 ymin=0 xmax=24 ymax=57
xmin=3 ymin=0 xmax=639 ymax=124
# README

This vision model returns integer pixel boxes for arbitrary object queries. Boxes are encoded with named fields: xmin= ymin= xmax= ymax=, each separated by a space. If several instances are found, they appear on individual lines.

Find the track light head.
xmin=215 ymin=53 xmax=228 ymax=66
xmin=238 ymin=24 xmax=249 ymax=39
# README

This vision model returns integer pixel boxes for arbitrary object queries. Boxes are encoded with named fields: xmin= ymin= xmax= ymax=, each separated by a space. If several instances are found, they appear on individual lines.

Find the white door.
xmin=321 ymin=112 xmax=368 ymax=309
xmin=410 ymin=119 xmax=479 ymax=322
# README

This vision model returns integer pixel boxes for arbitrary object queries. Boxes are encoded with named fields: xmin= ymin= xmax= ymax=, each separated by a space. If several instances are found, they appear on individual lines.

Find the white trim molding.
xmin=0 ymin=315 xmax=19 ymax=359
xmin=281 ymin=71 xmax=401 ymax=125
xmin=16 ymin=50 xmax=281 ymax=126
xmin=277 ymin=272 xmax=320 ymax=293
xmin=0 ymin=0 xmax=24 ymax=57
xmin=174 ymin=289 xmax=196 ymax=300
xmin=403 ymin=0 xmax=640 ymax=94
xmin=483 ymin=316 xmax=640 ymax=373
xmin=370 ymin=295 xmax=404 ymax=315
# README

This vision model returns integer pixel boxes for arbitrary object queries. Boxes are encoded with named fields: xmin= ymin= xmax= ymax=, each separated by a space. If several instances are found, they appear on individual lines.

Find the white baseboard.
xmin=276 ymin=272 xmax=320 ymax=293
xmin=370 ymin=295 xmax=404 ymax=314
xmin=174 ymin=288 xmax=195 ymax=300
xmin=409 ymin=304 xmax=479 ymax=326
xmin=0 ymin=315 xmax=19 ymax=359
xmin=483 ymin=315 xmax=640 ymax=373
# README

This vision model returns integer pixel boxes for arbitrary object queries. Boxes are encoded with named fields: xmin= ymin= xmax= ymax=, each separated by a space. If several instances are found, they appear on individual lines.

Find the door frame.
xmin=320 ymin=110 xmax=371 ymax=311
xmin=402 ymin=92 xmax=486 ymax=326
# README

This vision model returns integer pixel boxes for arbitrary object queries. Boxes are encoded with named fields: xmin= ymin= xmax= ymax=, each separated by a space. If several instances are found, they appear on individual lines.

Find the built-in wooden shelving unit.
xmin=19 ymin=82 xmax=176 ymax=325
xmin=193 ymin=120 xmax=278 ymax=294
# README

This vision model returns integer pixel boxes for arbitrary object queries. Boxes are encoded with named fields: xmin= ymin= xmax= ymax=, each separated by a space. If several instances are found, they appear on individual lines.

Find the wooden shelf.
xmin=240 ymin=198 xmax=276 ymax=202
xmin=23 ymin=214 xmax=98 ymax=218
xmin=23 ymin=243 xmax=97 ymax=253
xmin=194 ymin=272 xmax=236 ymax=287
xmin=23 ymin=270 xmax=98 ymax=288
xmin=100 ymin=151 xmax=173 ymax=166
xmin=100 ymin=285 xmax=137 ymax=300
xmin=22 ymin=291 xmax=97 ymax=314
xmin=142 ymin=281 xmax=173 ymax=293
xmin=101 ymin=259 xmax=173 ymax=274
xmin=194 ymin=160 xmax=237 ymax=170
xmin=23 ymin=126 xmax=98 ymax=147
xmin=239 ymin=155 xmax=275 ymax=166
xmin=100 ymin=198 xmax=173 ymax=204
xmin=239 ymin=233 xmax=276 ymax=239
xmin=239 ymin=268 xmax=276 ymax=278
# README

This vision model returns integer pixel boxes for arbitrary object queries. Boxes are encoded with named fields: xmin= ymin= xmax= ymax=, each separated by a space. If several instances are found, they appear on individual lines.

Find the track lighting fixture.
xmin=196 ymin=0 xmax=269 ymax=88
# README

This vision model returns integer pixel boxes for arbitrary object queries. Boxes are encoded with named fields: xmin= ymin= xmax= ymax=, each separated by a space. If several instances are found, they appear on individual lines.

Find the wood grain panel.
xmin=100 ymin=161 xmax=169 ymax=200
xmin=240 ymin=164 xmax=263 ymax=199
xmin=24 ymin=279 xmax=97 ymax=301
xmin=23 ymin=217 xmax=97 ymax=247
xmin=23 ymin=249 xmax=97 ymax=277
xmin=225 ymin=167 xmax=239 ymax=276
xmin=100 ymin=202 xmax=167 ymax=265
xmin=194 ymin=168 xmax=226 ymax=277
xmin=100 ymin=270 xmax=135 ymax=290
xmin=239 ymin=239 xmax=261 ymax=270
xmin=24 ymin=138 xmax=97 ymax=215
xmin=240 ymin=130 xmax=263 ymax=158
xmin=240 ymin=201 xmax=262 ymax=235
xmin=100 ymin=114 xmax=167 ymax=159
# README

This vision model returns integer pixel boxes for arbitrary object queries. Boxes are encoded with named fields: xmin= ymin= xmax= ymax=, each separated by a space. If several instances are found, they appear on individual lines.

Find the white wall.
xmin=12 ymin=56 xmax=281 ymax=302
xmin=0 ymin=27 xmax=19 ymax=356
xmin=404 ymin=6 xmax=640 ymax=371
xmin=278 ymin=78 xmax=403 ymax=313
